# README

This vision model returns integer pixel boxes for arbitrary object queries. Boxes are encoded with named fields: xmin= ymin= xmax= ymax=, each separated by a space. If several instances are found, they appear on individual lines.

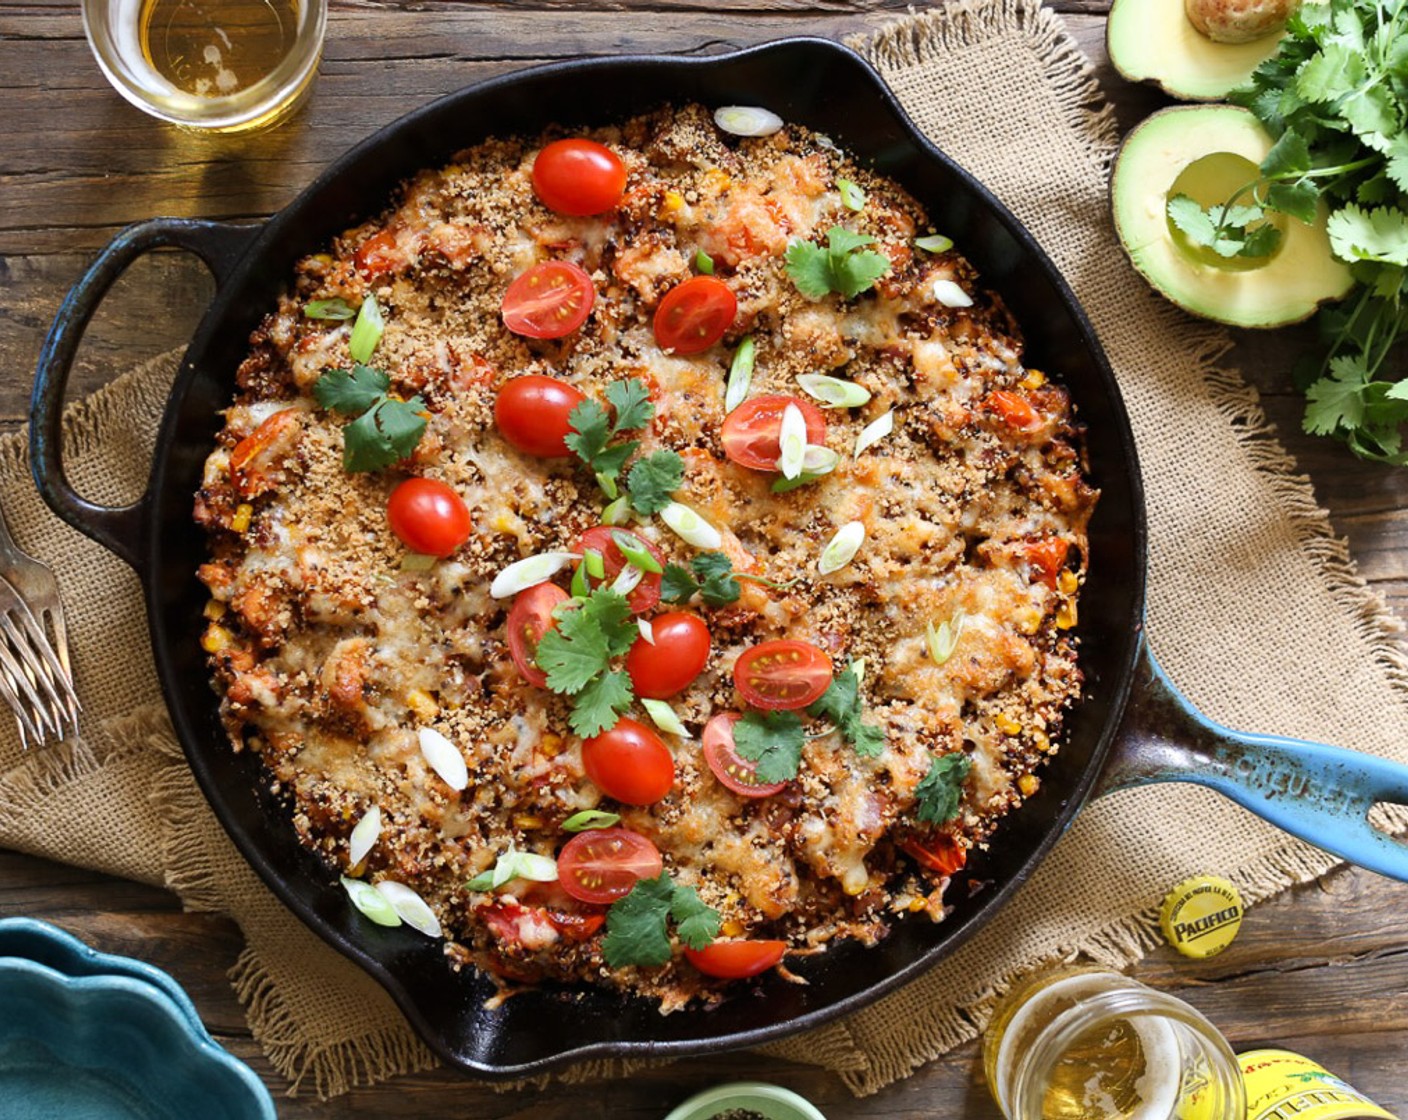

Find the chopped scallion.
xmin=931 ymin=279 xmax=973 ymax=308
xmin=637 ymin=618 xmax=656 ymax=645
xmin=348 ymin=806 xmax=382 ymax=866
xmin=418 ymin=727 xmax=469 ymax=791
xmin=400 ymin=552 xmax=437 ymax=572
xmin=305 ymin=297 xmax=356 ymax=320
xmin=562 ymin=809 xmax=621 ymax=832
xmin=818 ymin=521 xmax=865 ymax=575
xmin=489 ymin=551 xmax=579 ymax=599
xmin=726 ymin=336 xmax=755 ymax=413
xmin=854 ymin=410 xmax=895 ymax=457
xmin=571 ymin=561 xmax=590 ymax=599
xmin=695 ymin=249 xmax=715 ymax=275
xmin=660 ymin=501 xmax=723 ymax=549
xmin=778 ymin=402 xmax=807 ymax=479
xmin=348 ymin=293 xmax=385 ymax=364
xmin=584 ymin=548 xmax=606 ymax=580
xmin=612 ymin=563 xmax=645 ymax=596
xmin=374 ymin=880 xmax=443 ymax=937
xmin=641 ymin=698 xmax=688 ymax=738
xmin=926 ymin=609 xmax=966 ymax=665
xmin=612 ymin=530 xmax=664 ymax=574
xmin=342 ymin=876 xmax=402 ymax=927
xmin=714 ymin=105 xmax=784 ymax=137
xmin=802 ymin=445 xmax=840 ymax=474
xmin=601 ymin=495 xmax=630 ymax=526
xmin=837 ymin=178 xmax=866 ymax=212
xmin=915 ymin=234 xmax=954 ymax=254
xmin=596 ymin=471 xmax=620 ymax=500
xmin=797 ymin=373 xmax=871 ymax=409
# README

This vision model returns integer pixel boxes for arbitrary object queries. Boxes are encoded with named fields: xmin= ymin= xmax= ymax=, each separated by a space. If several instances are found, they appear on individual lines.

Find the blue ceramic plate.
xmin=0 ymin=918 xmax=275 ymax=1120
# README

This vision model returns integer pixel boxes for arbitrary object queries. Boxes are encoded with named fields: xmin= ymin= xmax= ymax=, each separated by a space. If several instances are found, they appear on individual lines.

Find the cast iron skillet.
xmin=30 ymin=39 xmax=1408 ymax=1077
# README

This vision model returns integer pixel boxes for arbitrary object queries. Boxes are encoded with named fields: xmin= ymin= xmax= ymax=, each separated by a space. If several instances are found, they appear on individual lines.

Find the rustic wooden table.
xmin=3 ymin=0 xmax=1408 ymax=1115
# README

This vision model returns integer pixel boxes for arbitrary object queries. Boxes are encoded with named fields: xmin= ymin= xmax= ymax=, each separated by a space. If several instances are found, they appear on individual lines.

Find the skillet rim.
xmin=140 ymin=36 xmax=1149 ymax=1076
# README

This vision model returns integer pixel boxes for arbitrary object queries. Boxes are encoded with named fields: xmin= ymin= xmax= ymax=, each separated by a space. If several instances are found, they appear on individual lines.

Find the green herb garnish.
xmin=562 ymin=809 xmax=621 ymax=832
xmin=1166 ymin=194 xmax=1283 ymax=259
xmin=304 ymin=297 xmax=357 ymax=320
xmin=806 ymin=663 xmax=885 ymax=757
xmin=602 ymin=873 xmax=721 ymax=967
xmin=837 ymin=178 xmax=867 ymax=212
xmin=533 ymin=587 xmax=638 ymax=737
xmin=565 ymin=377 xmax=656 ymax=496
xmin=348 ymin=293 xmax=385 ymax=364
xmin=625 ymin=450 xmax=684 ymax=515
xmin=732 ymin=709 xmax=805 ymax=783
xmin=695 ymin=249 xmax=716 ymax=275
xmin=313 ymin=364 xmax=427 ymax=472
xmin=660 ymin=551 xmax=742 ymax=607
xmin=914 ymin=752 xmax=971 ymax=825
xmin=785 ymin=226 xmax=891 ymax=300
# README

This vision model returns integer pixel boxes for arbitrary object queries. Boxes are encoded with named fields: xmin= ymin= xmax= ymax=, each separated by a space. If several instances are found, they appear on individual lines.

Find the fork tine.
xmin=38 ymin=607 xmax=80 ymax=733
xmin=0 ymin=630 xmax=64 ymax=741
xmin=0 ymin=612 xmax=71 ymax=725
xmin=0 ymin=648 xmax=50 ymax=746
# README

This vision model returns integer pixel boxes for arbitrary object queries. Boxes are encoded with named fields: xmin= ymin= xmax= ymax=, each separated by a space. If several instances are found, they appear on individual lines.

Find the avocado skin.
xmin=1110 ymin=105 xmax=1353 ymax=329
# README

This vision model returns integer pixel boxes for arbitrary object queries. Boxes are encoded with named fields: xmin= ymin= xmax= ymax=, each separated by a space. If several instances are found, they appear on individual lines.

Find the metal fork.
xmin=0 ymin=501 xmax=79 ymax=747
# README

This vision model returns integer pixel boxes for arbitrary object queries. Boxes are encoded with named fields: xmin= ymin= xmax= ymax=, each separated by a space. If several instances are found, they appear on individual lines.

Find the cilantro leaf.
xmin=1327 ymin=203 xmax=1408 ymax=266
xmin=1166 ymin=194 xmax=1218 ymax=248
xmin=661 ymin=563 xmax=701 ymax=603
xmin=570 ymin=670 xmax=634 ymax=738
xmin=1304 ymin=352 xmax=1372 ymax=435
xmin=671 ymin=884 xmax=722 ymax=950
xmin=785 ymin=226 xmax=891 ymax=301
xmin=314 ymin=364 xmax=389 ymax=415
xmin=605 ymin=377 xmax=655 ymax=433
xmin=1239 ymin=223 xmax=1284 ymax=258
xmin=1295 ymin=43 xmax=1364 ymax=103
xmin=564 ymin=399 xmax=612 ymax=465
xmin=660 ymin=552 xmax=743 ymax=607
xmin=806 ymin=664 xmax=886 ymax=757
xmin=315 ymin=366 xmax=427 ymax=472
xmin=602 ymin=874 xmax=675 ymax=967
xmin=534 ymin=589 xmax=635 ymax=694
xmin=915 ymin=752 xmax=971 ymax=825
xmin=1265 ymin=179 xmax=1320 ymax=225
xmin=732 ymin=710 xmax=805 ymax=783
xmin=565 ymin=378 xmax=657 ymax=497
xmin=626 ymin=450 xmax=684 ymax=514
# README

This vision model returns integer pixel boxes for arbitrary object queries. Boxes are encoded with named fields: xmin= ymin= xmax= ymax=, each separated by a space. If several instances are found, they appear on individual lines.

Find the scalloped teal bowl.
xmin=0 ymin=918 xmax=275 ymax=1120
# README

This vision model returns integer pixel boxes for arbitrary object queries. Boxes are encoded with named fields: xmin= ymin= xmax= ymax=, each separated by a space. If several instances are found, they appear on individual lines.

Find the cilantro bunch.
xmin=1176 ymin=0 xmax=1408 ymax=461
xmin=786 ymin=227 xmax=891 ymax=300
xmin=565 ymin=377 xmax=684 ymax=511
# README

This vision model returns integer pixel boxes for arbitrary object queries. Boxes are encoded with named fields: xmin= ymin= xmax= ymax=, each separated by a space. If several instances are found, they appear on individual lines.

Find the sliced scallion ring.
xmin=595 ymin=471 xmax=620 ymax=500
xmin=348 ymin=806 xmax=382 ymax=866
xmin=931 ymin=279 xmax=973 ymax=308
xmin=641 ymin=698 xmax=688 ymax=738
xmin=926 ymin=609 xmax=967 ymax=665
xmin=660 ymin=501 xmax=723 ymax=549
xmin=570 ymin=561 xmax=590 ymax=599
xmin=818 ymin=521 xmax=865 ymax=575
xmin=562 ymin=809 xmax=621 ymax=832
xmin=714 ymin=105 xmax=784 ymax=137
xmin=695 ymin=249 xmax=715 ymax=275
xmin=489 ymin=551 xmax=579 ymax=598
xmin=725 ymin=336 xmax=755 ymax=413
xmin=802 ymin=444 xmax=841 ymax=474
xmin=348 ymin=293 xmax=385 ymax=364
xmin=854 ymin=410 xmax=895 ymax=457
xmin=797 ymin=373 xmax=871 ymax=409
xmin=468 ymin=849 xmax=559 ymax=892
xmin=772 ymin=472 xmax=824 ymax=494
xmin=374 ymin=880 xmax=444 ymax=937
xmin=612 ymin=530 xmax=663 ymax=574
xmin=342 ymin=876 xmax=402 ymax=927
xmin=837 ymin=178 xmax=866 ymax=212
xmin=915 ymin=234 xmax=954 ymax=254
xmin=778 ymin=403 xmax=807 ymax=479
xmin=304 ymin=297 xmax=356 ymax=320
xmin=612 ymin=563 xmax=645 ymax=596
xmin=601 ymin=496 xmax=630 ymax=526
xmin=637 ymin=618 xmax=656 ymax=645
xmin=583 ymin=548 xmax=606 ymax=580
xmin=417 ymin=727 xmax=469 ymax=791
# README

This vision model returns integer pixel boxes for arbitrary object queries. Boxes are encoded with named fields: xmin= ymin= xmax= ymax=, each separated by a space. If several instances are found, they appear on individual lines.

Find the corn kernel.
xmin=1058 ymin=570 xmax=1079 ymax=595
xmin=311 ymin=253 xmax=334 ymax=266
xmin=908 ymin=897 xmax=927 ymax=912
xmin=539 ymin=733 xmax=564 ymax=759
xmin=705 ymin=169 xmax=732 ymax=192
xmin=1018 ymin=773 xmax=1040 ymax=797
xmin=491 ymin=513 xmax=515 ymax=533
xmin=1033 ymin=730 xmax=1051 ymax=753
xmin=662 ymin=190 xmax=685 ymax=213
xmin=1017 ymin=608 xmax=1042 ymax=634
xmin=230 ymin=503 xmax=253 ymax=533
xmin=203 ymin=599 xmax=227 ymax=621
xmin=995 ymin=713 xmax=1021 ymax=736
xmin=514 ymin=814 xmax=543 ymax=830
xmin=1057 ymin=603 xmax=1078 ymax=630
xmin=201 ymin=625 xmax=233 ymax=654
xmin=721 ymin=919 xmax=744 ymax=937
xmin=406 ymin=688 xmax=439 ymax=720
xmin=1020 ymin=369 xmax=1047 ymax=389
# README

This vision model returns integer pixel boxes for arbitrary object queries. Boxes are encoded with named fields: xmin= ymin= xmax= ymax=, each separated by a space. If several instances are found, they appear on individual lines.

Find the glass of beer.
xmin=82 ymin=0 xmax=326 ymax=132
xmin=983 ymin=966 xmax=1246 ymax=1120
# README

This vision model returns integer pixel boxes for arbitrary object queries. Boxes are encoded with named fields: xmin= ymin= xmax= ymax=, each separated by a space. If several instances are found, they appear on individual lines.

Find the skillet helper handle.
xmin=1102 ymin=640 xmax=1408 ymax=882
xmin=31 ymin=218 xmax=257 ymax=570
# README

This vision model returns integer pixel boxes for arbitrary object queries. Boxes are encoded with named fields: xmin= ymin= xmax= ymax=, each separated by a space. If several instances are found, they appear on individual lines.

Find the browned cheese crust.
xmin=195 ymin=105 xmax=1098 ymax=1009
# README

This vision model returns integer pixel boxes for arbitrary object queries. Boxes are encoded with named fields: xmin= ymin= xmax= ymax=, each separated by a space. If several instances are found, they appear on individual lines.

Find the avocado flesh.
xmin=1111 ymin=106 xmax=1354 ymax=329
xmin=1107 ymin=0 xmax=1286 ymax=100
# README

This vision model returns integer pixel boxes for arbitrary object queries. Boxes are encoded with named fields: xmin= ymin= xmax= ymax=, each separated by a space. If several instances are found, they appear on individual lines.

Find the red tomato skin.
xmin=684 ymin=940 xmax=787 ymax=979
xmin=556 ymin=828 xmax=664 ymax=905
xmin=702 ymin=712 xmax=789 ymax=798
xmin=720 ymin=395 xmax=827 ymax=471
xmin=626 ymin=612 xmax=711 ymax=699
xmin=900 ymin=834 xmax=967 ymax=876
xmin=985 ymin=390 xmax=1042 ymax=431
xmin=532 ymin=139 xmax=628 ymax=216
xmin=353 ymin=230 xmax=403 ymax=278
xmin=733 ymin=639 xmax=834 ymax=710
xmin=501 ymin=261 xmax=596 ymax=339
xmin=576 ymin=526 xmax=664 ymax=614
xmin=385 ymin=477 xmax=472 ymax=557
xmin=1026 ymin=537 xmax=1071 ymax=589
xmin=653 ymin=276 xmax=738 ymax=355
xmin=581 ymin=718 xmax=675 ymax=805
xmin=506 ymin=583 xmax=570 ymax=688
xmin=495 ymin=375 xmax=587 ymax=457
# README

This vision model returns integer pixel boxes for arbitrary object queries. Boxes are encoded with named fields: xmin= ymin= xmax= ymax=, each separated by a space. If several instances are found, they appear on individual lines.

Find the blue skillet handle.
xmin=1100 ymin=637 xmax=1408 ymax=882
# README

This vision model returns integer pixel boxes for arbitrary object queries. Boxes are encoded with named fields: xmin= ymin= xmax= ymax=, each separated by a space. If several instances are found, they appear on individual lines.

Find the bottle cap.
xmin=1160 ymin=875 xmax=1243 ymax=958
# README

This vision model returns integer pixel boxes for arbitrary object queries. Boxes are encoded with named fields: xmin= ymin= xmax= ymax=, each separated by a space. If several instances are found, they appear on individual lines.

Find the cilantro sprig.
xmin=532 ymin=587 xmax=637 ymax=737
xmin=661 ymin=551 xmax=742 ymax=607
xmin=914 ymin=752 xmax=971 ymax=825
xmin=806 ymin=664 xmax=885 ymax=757
xmin=785 ymin=226 xmax=891 ymax=300
xmin=313 ymin=364 xmax=427 ymax=472
xmin=565 ymin=378 xmax=684 ymax=508
xmin=602 ymin=872 xmax=721 ymax=967
xmin=732 ymin=710 xmax=805 ymax=783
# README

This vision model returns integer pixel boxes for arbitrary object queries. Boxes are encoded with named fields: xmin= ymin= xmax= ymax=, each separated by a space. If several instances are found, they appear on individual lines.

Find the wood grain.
xmin=3 ymin=1 xmax=1408 ymax=1115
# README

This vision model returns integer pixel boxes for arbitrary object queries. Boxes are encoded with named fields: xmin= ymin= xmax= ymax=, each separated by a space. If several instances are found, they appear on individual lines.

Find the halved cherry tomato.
xmin=733 ymin=640 xmax=833 ymax=710
xmin=494 ymin=374 xmax=587 ymax=457
xmin=654 ymin=276 xmax=738 ymax=355
xmin=532 ymin=139 xmax=628 ymax=216
xmin=507 ymin=583 xmax=569 ymax=688
xmin=385 ymin=477 xmax=472 ymax=557
xmin=581 ymin=718 xmax=675 ymax=805
xmin=985 ymin=390 xmax=1042 ymax=431
xmin=900 ymin=833 xmax=967 ymax=876
xmin=626 ymin=612 xmax=711 ymax=699
xmin=502 ymin=261 xmax=596 ymax=339
xmin=720 ymin=395 xmax=827 ymax=471
xmin=702 ymin=712 xmax=789 ymax=798
xmin=556 ymin=828 xmax=663 ymax=904
xmin=684 ymin=939 xmax=787 ymax=979
xmin=478 ymin=897 xmax=562 ymax=951
xmin=353 ymin=230 xmax=404 ymax=278
xmin=1026 ymin=537 xmax=1071 ymax=589
xmin=576 ymin=526 xmax=664 ymax=615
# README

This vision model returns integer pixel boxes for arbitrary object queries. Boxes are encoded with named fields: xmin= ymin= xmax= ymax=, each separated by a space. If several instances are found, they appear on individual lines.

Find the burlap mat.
xmin=5 ymin=0 xmax=1408 ymax=1099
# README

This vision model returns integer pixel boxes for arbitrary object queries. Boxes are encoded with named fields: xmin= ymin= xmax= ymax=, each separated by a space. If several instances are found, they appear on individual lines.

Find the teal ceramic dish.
xmin=0 ymin=918 xmax=276 ymax=1120
xmin=663 ymin=1081 xmax=827 ymax=1120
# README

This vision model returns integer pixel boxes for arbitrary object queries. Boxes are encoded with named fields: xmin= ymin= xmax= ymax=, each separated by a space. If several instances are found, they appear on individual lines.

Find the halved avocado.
xmin=1107 ymin=0 xmax=1286 ymax=100
xmin=1111 ymin=105 xmax=1353 ymax=328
